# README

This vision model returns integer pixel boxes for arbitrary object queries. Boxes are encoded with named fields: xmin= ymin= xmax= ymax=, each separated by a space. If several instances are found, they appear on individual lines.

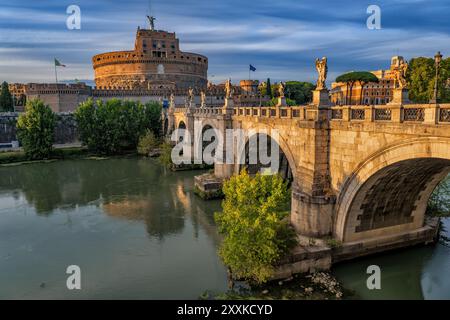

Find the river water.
xmin=0 ymin=158 xmax=448 ymax=299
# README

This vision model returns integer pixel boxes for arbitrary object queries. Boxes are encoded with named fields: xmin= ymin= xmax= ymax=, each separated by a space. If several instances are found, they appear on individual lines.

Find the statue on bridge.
xmin=200 ymin=90 xmax=206 ymax=108
xmin=169 ymin=93 xmax=175 ymax=109
xmin=315 ymin=57 xmax=328 ymax=90
xmin=186 ymin=87 xmax=195 ymax=107
xmin=393 ymin=58 xmax=408 ymax=89
xmin=278 ymin=82 xmax=285 ymax=98
xmin=225 ymin=78 xmax=234 ymax=99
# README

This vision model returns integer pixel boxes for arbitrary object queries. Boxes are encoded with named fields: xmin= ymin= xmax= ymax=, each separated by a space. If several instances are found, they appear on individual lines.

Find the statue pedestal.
xmin=276 ymin=96 xmax=287 ymax=107
xmin=388 ymin=89 xmax=409 ymax=105
xmin=222 ymin=98 xmax=234 ymax=115
xmin=312 ymin=89 xmax=331 ymax=108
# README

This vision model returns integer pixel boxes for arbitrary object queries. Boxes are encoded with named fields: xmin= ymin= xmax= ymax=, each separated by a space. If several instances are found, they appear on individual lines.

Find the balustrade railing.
xmin=403 ymin=107 xmax=424 ymax=122
xmin=173 ymin=103 xmax=450 ymax=125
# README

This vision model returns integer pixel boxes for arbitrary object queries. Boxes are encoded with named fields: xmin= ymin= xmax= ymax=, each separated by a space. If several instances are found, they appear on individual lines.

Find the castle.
xmin=92 ymin=17 xmax=208 ymax=91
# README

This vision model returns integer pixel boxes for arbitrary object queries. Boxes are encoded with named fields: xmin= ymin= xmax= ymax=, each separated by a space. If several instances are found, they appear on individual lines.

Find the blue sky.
xmin=0 ymin=0 xmax=449 ymax=85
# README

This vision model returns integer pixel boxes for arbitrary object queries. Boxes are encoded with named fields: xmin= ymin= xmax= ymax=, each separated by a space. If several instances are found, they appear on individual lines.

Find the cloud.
xmin=0 ymin=0 xmax=448 ymax=83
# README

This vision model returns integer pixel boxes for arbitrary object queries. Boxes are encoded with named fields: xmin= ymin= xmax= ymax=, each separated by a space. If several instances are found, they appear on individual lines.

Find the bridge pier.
xmin=290 ymin=188 xmax=335 ymax=237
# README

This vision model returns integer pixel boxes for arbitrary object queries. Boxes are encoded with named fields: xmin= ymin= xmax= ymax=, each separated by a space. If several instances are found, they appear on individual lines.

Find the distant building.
xmin=7 ymin=80 xmax=267 ymax=112
xmin=25 ymin=83 xmax=92 ymax=113
xmin=330 ymin=56 xmax=406 ymax=105
xmin=8 ymin=83 xmax=27 ymax=111
xmin=92 ymin=19 xmax=208 ymax=91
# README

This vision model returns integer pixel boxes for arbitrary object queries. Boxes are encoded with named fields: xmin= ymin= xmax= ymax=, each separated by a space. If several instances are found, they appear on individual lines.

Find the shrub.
xmin=75 ymin=98 xmax=162 ymax=154
xmin=137 ymin=130 xmax=160 ymax=156
xmin=16 ymin=99 xmax=55 ymax=159
xmin=214 ymin=170 xmax=297 ymax=284
xmin=159 ymin=141 xmax=174 ymax=167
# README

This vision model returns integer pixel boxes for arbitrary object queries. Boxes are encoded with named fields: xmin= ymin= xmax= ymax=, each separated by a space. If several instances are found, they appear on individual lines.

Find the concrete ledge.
xmin=332 ymin=218 xmax=439 ymax=263
xmin=194 ymin=173 xmax=224 ymax=200
xmin=273 ymin=219 xmax=439 ymax=280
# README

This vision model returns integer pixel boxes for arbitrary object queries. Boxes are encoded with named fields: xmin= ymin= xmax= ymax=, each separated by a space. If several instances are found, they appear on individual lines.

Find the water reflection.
xmin=0 ymin=158 xmax=218 ymax=241
xmin=0 ymin=158 xmax=227 ymax=299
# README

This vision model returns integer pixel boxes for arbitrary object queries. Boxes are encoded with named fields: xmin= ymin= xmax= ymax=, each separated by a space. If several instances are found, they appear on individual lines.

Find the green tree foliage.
xmin=0 ymin=81 xmax=14 ymax=112
xmin=284 ymin=81 xmax=315 ymax=104
xmin=266 ymin=78 xmax=273 ymax=98
xmin=137 ymin=129 xmax=160 ymax=156
xmin=407 ymin=57 xmax=450 ymax=103
xmin=336 ymin=71 xmax=379 ymax=105
xmin=159 ymin=141 xmax=174 ymax=167
xmin=214 ymin=170 xmax=297 ymax=284
xmin=75 ymin=98 xmax=162 ymax=154
xmin=16 ymin=99 xmax=56 ymax=159
xmin=427 ymin=175 xmax=450 ymax=217
xmin=267 ymin=97 xmax=296 ymax=106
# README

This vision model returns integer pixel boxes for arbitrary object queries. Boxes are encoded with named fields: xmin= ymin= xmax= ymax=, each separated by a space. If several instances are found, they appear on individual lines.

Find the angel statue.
xmin=394 ymin=59 xmax=408 ymax=89
xmin=169 ymin=93 xmax=175 ymax=108
xmin=315 ymin=57 xmax=328 ymax=90
xmin=278 ymin=82 xmax=285 ymax=98
xmin=188 ymin=87 xmax=194 ymax=105
xmin=225 ymin=78 xmax=234 ymax=99
xmin=200 ymin=90 xmax=206 ymax=108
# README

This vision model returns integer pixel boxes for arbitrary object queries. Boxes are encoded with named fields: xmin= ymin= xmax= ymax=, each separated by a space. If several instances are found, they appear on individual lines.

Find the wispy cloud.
xmin=0 ymin=0 xmax=448 ymax=83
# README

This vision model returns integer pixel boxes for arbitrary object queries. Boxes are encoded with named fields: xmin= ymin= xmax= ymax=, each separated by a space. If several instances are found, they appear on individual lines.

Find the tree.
xmin=266 ymin=78 xmax=273 ymax=98
xmin=407 ymin=57 xmax=450 ymax=103
xmin=214 ymin=170 xmax=297 ymax=284
xmin=16 ymin=99 xmax=56 ymax=159
xmin=284 ymin=81 xmax=315 ymax=104
xmin=0 ymin=81 xmax=14 ymax=112
xmin=137 ymin=129 xmax=159 ymax=156
xmin=75 ymin=98 xmax=162 ymax=154
xmin=335 ymin=71 xmax=379 ymax=105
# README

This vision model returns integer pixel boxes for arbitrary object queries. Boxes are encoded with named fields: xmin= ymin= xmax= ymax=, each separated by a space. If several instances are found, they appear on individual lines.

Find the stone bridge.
xmin=166 ymin=89 xmax=450 ymax=263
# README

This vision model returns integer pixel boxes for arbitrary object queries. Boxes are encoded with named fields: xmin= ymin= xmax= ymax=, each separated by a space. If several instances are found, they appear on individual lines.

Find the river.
xmin=0 ymin=158 xmax=448 ymax=299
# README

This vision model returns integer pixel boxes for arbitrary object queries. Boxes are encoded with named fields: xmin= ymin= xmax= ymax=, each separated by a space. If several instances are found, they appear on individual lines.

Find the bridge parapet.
xmin=233 ymin=106 xmax=312 ymax=120
xmin=330 ymin=103 xmax=450 ymax=124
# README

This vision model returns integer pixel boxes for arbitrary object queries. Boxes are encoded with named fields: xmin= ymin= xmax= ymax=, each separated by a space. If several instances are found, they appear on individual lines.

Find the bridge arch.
xmin=335 ymin=137 xmax=450 ymax=242
xmin=177 ymin=120 xmax=186 ymax=130
xmin=235 ymin=124 xmax=298 ymax=183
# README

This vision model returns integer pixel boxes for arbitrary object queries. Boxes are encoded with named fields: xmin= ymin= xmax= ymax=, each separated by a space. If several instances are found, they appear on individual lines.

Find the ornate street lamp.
xmin=431 ymin=51 xmax=443 ymax=103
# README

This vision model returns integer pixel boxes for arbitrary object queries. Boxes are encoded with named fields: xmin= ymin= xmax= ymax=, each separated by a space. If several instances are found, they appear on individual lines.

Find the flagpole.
xmin=54 ymin=62 xmax=58 ymax=84
xmin=54 ymin=59 xmax=60 ymax=111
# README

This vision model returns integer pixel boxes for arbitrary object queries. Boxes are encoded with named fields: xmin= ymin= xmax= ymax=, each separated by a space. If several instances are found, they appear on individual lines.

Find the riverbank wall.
xmin=0 ymin=112 xmax=78 ymax=145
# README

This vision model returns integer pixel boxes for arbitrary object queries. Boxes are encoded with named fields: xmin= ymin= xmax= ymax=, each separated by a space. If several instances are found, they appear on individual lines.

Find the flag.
xmin=54 ymin=58 xmax=66 ymax=67
xmin=249 ymin=64 xmax=256 ymax=72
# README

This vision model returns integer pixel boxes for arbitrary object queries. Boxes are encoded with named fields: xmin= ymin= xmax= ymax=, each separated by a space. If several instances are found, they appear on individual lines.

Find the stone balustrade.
xmin=329 ymin=104 xmax=450 ymax=124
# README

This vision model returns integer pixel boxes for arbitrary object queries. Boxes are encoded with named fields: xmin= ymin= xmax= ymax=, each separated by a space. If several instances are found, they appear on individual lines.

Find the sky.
xmin=0 ymin=0 xmax=449 ymax=85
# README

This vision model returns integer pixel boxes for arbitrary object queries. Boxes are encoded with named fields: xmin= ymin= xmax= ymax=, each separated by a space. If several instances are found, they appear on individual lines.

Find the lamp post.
xmin=431 ymin=51 xmax=443 ymax=103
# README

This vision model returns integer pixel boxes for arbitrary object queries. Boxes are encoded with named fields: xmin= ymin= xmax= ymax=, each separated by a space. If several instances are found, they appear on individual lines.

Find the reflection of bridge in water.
xmin=167 ymin=82 xmax=450 ymax=272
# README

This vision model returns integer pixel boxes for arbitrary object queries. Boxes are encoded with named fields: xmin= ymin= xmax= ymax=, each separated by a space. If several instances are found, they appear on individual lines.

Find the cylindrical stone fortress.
xmin=92 ymin=27 xmax=208 ymax=91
